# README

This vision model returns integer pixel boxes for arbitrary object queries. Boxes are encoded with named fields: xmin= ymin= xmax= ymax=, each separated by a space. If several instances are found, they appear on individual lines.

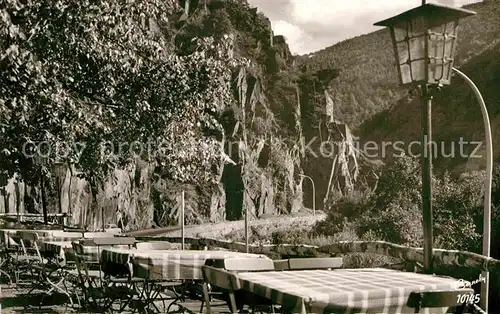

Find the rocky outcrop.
xmin=296 ymin=70 xmax=381 ymax=209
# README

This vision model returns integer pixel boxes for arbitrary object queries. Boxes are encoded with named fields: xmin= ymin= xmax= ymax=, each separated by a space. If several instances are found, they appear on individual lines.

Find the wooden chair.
xmin=223 ymin=258 xmax=275 ymax=272
xmin=0 ymin=231 xmax=13 ymax=284
xmin=201 ymin=265 xmax=240 ymax=313
xmin=92 ymin=236 xmax=136 ymax=246
xmin=70 ymin=238 xmax=142 ymax=312
xmin=83 ymin=232 xmax=116 ymax=239
xmin=202 ymin=258 xmax=276 ymax=313
xmin=13 ymin=231 xmax=43 ymax=285
xmin=71 ymin=241 xmax=117 ymax=311
xmin=407 ymin=289 xmax=475 ymax=313
xmin=287 ymin=257 xmax=343 ymax=270
xmin=273 ymin=259 xmax=289 ymax=271
xmin=20 ymin=232 xmax=76 ymax=307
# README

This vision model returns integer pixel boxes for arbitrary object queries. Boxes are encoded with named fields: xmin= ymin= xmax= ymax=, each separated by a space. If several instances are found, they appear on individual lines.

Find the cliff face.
xmin=0 ymin=0 xmax=380 ymax=229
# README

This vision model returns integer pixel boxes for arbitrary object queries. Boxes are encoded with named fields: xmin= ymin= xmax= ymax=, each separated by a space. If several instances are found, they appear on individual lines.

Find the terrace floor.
xmin=0 ymin=283 xmax=232 ymax=314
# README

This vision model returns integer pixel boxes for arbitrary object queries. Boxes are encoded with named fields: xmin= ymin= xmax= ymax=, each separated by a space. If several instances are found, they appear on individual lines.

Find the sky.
xmin=247 ymin=0 xmax=483 ymax=55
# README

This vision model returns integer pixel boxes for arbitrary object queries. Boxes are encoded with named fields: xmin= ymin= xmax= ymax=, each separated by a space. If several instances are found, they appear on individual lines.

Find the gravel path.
xmin=157 ymin=212 xmax=326 ymax=241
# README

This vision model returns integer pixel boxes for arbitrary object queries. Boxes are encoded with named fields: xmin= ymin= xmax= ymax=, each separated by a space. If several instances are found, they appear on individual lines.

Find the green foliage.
xmin=315 ymin=156 xmax=485 ymax=252
xmin=176 ymin=0 xmax=273 ymax=61
xmin=0 ymin=0 xmax=234 ymax=188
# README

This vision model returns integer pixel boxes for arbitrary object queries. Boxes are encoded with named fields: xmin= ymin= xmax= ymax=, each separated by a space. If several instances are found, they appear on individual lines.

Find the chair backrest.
xmin=16 ymin=231 xmax=42 ymax=260
xmin=273 ymin=259 xmax=290 ymax=270
xmin=92 ymin=236 xmax=136 ymax=246
xmin=223 ymin=258 xmax=275 ymax=272
xmin=104 ymin=228 xmax=122 ymax=234
xmin=64 ymin=228 xmax=86 ymax=233
xmin=84 ymin=232 xmax=115 ymax=238
xmin=71 ymin=241 xmax=102 ymax=287
xmin=17 ymin=230 xmax=40 ymax=242
xmin=288 ymin=257 xmax=343 ymax=270
xmin=407 ymin=289 xmax=474 ymax=313
xmin=201 ymin=265 xmax=240 ymax=290
xmin=135 ymin=241 xmax=173 ymax=251
xmin=55 ymin=231 xmax=84 ymax=238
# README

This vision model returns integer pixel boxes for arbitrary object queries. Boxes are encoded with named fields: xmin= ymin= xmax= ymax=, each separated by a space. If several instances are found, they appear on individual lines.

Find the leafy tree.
xmin=0 ymin=0 xmax=234 ymax=201
xmin=316 ymin=156 xmax=485 ymax=251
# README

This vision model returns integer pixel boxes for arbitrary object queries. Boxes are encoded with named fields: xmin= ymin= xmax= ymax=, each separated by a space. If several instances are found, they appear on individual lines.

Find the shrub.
xmin=315 ymin=156 xmax=486 ymax=252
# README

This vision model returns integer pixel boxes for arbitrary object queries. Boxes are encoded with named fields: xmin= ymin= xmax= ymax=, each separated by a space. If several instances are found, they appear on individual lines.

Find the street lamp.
xmin=374 ymin=2 xmax=476 ymax=275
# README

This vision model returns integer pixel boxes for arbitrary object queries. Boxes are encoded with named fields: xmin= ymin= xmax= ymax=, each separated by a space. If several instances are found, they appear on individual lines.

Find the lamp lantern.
xmin=374 ymin=3 xmax=476 ymax=87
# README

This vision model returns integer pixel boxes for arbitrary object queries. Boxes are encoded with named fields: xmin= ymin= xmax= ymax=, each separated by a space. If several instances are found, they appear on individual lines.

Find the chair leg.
xmin=228 ymin=292 xmax=238 ymax=313
xmin=202 ymin=283 xmax=211 ymax=314
xmin=199 ymin=299 xmax=205 ymax=313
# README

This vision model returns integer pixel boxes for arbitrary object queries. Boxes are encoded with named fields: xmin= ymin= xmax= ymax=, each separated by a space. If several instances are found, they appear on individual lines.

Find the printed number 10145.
xmin=457 ymin=294 xmax=480 ymax=304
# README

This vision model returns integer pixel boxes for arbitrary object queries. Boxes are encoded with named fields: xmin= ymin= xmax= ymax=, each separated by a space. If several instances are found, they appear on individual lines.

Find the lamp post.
xmin=374 ymin=3 xmax=476 ymax=274
xmin=452 ymin=67 xmax=492 ymax=312
xmin=299 ymin=174 xmax=315 ymax=216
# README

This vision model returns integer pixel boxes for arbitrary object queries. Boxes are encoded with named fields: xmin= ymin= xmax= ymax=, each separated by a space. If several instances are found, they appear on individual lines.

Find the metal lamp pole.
xmin=421 ymin=0 xmax=433 ymax=272
xmin=452 ymin=67 xmax=492 ymax=312
xmin=421 ymin=85 xmax=433 ymax=273
xmin=299 ymin=174 xmax=316 ymax=216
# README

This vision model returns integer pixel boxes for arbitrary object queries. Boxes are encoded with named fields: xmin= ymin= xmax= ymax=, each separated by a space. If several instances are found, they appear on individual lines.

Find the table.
xmin=235 ymin=268 xmax=467 ymax=314
xmin=101 ymin=248 xmax=270 ymax=280
xmin=39 ymin=233 xmax=121 ymax=263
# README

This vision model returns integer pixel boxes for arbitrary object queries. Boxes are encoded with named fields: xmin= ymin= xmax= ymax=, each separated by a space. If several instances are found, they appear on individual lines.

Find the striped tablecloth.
xmin=236 ymin=268 xmax=468 ymax=314
xmin=101 ymin=248 xmax=270 ymax=280
xmin=17 ymin=230 xmax=119 ymax=243
xmin=15 ymin=230 xmax=80 ymax=243
xmin=40 ymin=239 xmax=123 ymax=263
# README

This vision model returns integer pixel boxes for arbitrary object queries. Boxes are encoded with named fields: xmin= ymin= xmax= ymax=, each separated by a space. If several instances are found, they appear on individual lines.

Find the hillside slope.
xmin=358 ymin=41 xmax=500 ymax=173
xmin=295 ymin=0 xmax=500 ymax=132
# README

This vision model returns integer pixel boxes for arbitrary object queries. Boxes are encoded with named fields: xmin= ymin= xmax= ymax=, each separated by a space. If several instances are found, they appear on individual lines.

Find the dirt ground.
xmin=0 ymin=282 xmax=219 ymax=313
xmin=0 ymin=282 xmax=85 ymax=314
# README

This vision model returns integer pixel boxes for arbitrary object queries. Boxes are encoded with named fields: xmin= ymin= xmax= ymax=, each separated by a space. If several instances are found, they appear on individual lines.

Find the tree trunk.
xmin=14 ymin=181 xmax=20 ymax=223
xmin=89 ymin=177 xmax=103 ymax=231
xmin=40 ymin=175 xmax=48 ymax=224
xmin=2 ymin=187 xmax=8 ymax=214
xmin=68 ymin=164 xmax=73 ymax=226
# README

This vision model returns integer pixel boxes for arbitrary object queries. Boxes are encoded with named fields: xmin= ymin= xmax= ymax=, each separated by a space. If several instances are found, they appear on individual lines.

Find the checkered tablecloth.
xmin=100 ymin=248 xmax=270 ymax=280
xmin=15 ymin=230 xmax=79 ymax=243
xmin=236 ymin=268 xmax=466 ymax=314
xmin=40 ymin=241 xmax=123 ymax=263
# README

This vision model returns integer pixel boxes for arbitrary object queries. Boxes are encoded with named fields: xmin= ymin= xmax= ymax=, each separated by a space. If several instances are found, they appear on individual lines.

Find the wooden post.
xmin=181 ymin=190 xmax=185 ymax=250
xmin=245 ymin=192 xmax=249 ymax=253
